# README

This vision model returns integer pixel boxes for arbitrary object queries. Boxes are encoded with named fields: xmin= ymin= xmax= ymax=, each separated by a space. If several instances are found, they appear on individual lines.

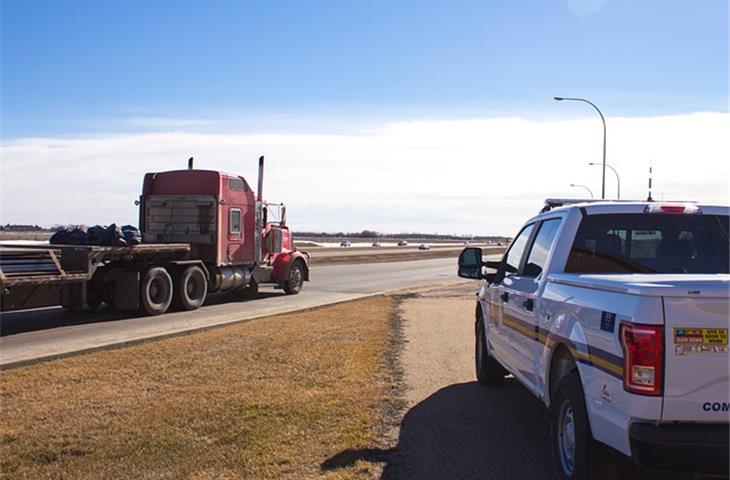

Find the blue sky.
xmin=1 ymin=1 xmax=728 ymax=234
xmin=2 ymin=0 xmax=727 ymax=138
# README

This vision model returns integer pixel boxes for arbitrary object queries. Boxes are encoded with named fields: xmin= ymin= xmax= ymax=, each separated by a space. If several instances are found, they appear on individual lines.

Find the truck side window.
xmin=230 ymin=208 xmax=242 ymax=234
xmin=523 ymin=218 xmax=561 ymax=278
xmin=504 ymin=223 xmax=535 ymax=277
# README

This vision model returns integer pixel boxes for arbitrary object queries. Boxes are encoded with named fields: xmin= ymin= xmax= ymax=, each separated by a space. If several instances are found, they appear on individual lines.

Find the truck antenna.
xmin=646 ymin=161 xmax=653 ymax=202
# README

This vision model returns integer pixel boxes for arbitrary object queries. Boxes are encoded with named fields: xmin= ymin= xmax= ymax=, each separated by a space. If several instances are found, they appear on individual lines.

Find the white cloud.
xmin=1 ymin=112 xmax=728 ymax=235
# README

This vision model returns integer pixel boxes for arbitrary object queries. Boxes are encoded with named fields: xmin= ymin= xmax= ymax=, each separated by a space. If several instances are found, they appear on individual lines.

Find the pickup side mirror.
xmin=458 ymin=247 xmax=485 ymax=279
xmin=458 ymin=247 xmax=501 ymax=283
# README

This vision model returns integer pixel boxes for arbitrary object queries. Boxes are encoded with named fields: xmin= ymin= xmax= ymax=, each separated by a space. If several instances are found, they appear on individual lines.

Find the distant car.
xmin=497 ymin=241 xmax=503 ymax=246
xmin=340 ymin=240 xmax=351 ymax=247
xmin=463 ymin=241 xmax=470 ymax=245
xmin=371 ymin=242 xmax=381 ymax=247
xmin=397 ymin=240 xmax=408 ymax=247
xmin=418 ymin=243 xmax=430 ymax=251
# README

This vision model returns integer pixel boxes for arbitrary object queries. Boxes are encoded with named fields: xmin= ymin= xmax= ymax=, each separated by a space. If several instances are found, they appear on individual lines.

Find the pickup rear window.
xmin=565 ymin=213 xmax=729 ymax=274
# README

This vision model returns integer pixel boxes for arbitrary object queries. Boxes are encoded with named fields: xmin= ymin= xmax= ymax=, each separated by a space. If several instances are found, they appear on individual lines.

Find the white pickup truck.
xmin=458 ymin=200 xmax=729 ymax=479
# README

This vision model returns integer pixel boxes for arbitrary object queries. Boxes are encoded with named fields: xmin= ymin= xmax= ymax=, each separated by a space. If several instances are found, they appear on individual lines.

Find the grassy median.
xmin=0 ymin=297 xmax=397 ymax=479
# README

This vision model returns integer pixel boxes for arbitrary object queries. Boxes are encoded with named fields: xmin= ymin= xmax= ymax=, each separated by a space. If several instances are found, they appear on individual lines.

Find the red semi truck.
xmin=0 ymin=156 xmax=310 ymax=315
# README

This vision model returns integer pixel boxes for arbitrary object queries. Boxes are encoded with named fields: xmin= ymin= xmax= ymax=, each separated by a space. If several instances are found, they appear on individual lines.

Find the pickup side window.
xmin=565 ymin=213 xmax=729 ymax=274
xmin=523 ymin=218 xmax=562 ymax=277
xmin=504 ymin=223 xmax=535 ymax=276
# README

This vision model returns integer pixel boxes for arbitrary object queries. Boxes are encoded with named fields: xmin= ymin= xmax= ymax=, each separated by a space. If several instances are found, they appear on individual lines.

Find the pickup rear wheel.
xmin=551 ymin=371 xmax=597 ymax=480
xmin=175 ymin=266 xmax=207 ymax=311
xmin=140 ymin=267 xmax=173 ymax=316
xmin=475 ymin=313 xmax=506 ymax=386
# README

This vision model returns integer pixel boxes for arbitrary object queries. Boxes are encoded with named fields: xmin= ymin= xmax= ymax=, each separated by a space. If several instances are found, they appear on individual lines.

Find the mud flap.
xmin=114 ymin=271 xmax=140 ymax=310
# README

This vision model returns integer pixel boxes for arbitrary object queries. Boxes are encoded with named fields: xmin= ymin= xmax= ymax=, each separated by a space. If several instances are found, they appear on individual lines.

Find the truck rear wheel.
xmin=475 ymin=312 xmax=506 ymax=385
xmin=283 ymin=261 xmax=304 ymax=295
xmin=551 ymin=371 xmax=597 ymax=480
xmin=140 ymin=267 xmax=173 ymax=316
xmin=175 ymin=266 xmax=207 ymax=311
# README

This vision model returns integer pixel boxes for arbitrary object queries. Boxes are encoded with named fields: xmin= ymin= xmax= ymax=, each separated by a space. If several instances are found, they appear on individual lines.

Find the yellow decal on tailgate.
xmin=674 ymin=327 xmax=728 ymax=345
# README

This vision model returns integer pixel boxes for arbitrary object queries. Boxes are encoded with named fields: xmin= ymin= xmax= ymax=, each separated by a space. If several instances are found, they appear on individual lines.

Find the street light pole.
xmin=570 ymin=183 xmax=594 ymax=198
xmin=589 ymin=162 xmax=620 ymax=199
xmin=554 ymin=96 xmax=607 ymax=199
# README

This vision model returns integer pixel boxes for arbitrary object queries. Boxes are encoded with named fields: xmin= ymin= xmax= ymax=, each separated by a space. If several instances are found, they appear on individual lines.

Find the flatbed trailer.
xmin=0 ymin=243 xmax=191 ymax=312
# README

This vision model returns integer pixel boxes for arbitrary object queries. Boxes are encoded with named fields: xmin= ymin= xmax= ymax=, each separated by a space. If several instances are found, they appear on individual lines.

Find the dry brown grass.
xmin=0 ymin=297 xmax=397 ymax=480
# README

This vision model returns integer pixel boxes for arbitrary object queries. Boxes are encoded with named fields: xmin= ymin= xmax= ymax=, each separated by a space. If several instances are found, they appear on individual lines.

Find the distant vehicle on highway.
xmin=339 ymin=240 xmax=351 ymax=247
xmin=458 ymin=198 xmax=730 ymax=479
xmin=397 ymin=240 xmax=408 ymax=247
xmin=418 ymin=243 xmax=430 ymax=251
xmin=371 ymin=242 xmax=381 ymax=247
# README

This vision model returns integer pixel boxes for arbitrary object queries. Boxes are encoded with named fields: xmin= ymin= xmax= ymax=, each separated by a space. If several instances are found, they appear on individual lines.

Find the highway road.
xmin=0 ymin=257 xmax=461 ymax=368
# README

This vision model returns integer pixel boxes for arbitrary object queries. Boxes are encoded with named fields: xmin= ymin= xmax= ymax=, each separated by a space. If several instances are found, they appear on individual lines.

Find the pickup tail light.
xmin=619 ymin=322 xmax=663 ymax=396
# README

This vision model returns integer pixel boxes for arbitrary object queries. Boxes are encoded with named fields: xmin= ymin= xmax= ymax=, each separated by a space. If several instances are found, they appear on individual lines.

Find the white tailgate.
xmin=662 ymin=296 xmax=730 ymax=421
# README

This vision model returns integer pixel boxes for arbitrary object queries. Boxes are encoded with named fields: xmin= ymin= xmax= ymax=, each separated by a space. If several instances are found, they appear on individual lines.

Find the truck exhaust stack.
xmin=188 ymin=157 xmax=194 ymax=170
xmin=257 ymin=155 xmax=264 ymax=202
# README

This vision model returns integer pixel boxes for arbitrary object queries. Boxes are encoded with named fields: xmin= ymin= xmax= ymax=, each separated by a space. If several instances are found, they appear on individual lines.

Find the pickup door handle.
xmin=522 ymin=298 xmax=534 ymax=311
xmin=500 ymin=292 xmax=509 ymax=303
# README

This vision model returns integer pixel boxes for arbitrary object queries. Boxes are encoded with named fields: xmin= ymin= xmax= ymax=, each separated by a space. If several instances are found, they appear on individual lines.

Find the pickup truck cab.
xmin=458 ymin=200 xmax=729 ymax=479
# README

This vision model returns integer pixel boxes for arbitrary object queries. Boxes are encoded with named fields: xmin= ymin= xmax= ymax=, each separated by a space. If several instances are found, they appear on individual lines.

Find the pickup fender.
xmin=541 ymin=309 xmax=591 ymax=408
xmin=272 ymin=251 xmax=310 ymax=286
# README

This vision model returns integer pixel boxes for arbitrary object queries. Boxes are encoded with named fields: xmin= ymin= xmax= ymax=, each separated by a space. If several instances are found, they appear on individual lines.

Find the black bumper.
xmin=630 ymin=422 xmax=729 ymax=476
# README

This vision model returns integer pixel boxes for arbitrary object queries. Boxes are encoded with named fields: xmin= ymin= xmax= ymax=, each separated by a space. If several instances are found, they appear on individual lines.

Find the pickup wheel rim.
xmin=558 ymin=402 xmax=576 ymax=476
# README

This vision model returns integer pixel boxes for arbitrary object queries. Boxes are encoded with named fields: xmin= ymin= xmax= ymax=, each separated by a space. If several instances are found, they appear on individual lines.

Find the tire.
xmin=283 ymin=261 xmax=305 ymax=295
xmin=475 ymin=311 xmax=506 ymax=385
xmin=551 ymin=371 xmax=597 ymax=480
xmin=174 ymin=266 xmax=207 ymax=311
xmin=140 ymin=267 xmax=173 ymax=316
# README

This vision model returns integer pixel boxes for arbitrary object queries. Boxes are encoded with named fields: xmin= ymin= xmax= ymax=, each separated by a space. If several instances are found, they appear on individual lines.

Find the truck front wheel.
xmin=140 ymin=267 xmax=173 ymax=316
xmin=551 ymin=371 xmax=597 ymax=480
xmin=475 ymin=312 xmax=506 ymax=385
xmin=175 ymin=266 xmax=207 ymax=311
xmin=283 ymin=261 xmax=305 ymax=295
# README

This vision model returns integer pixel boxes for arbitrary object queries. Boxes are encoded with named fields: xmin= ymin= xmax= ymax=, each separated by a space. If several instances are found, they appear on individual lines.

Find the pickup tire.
xmin=140 ymin=267 xmax=173 ymax=316
xmin=475 ymin=312 xmax=506 ymax=386
xmin=551 ymin=371 xmax=597 ymax=480
xmin=174 ymin=266 xmax=207 ymax=311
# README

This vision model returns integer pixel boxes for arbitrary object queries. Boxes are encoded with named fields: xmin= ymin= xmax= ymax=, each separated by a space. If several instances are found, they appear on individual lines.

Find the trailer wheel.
xmin=175 ymin=266 xmax=207 ymax=310
xmin=140 ymin=267 xmax=173 ymax=316
xmin=283 ymin=261 xmax=304 ymax=295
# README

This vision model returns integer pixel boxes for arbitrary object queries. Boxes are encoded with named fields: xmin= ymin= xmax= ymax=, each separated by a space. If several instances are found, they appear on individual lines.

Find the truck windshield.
xmin=565 ymin=213 xmax=729 ymax=274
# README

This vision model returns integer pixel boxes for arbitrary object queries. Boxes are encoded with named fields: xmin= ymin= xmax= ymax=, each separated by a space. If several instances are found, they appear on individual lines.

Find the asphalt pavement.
xmin=0 ymin=257 xmax=459 ymax=368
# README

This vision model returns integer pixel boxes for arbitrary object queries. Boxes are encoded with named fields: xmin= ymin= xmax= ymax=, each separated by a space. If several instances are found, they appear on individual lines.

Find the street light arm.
xmin=554 ymin=96 xmax=607 ymax=199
